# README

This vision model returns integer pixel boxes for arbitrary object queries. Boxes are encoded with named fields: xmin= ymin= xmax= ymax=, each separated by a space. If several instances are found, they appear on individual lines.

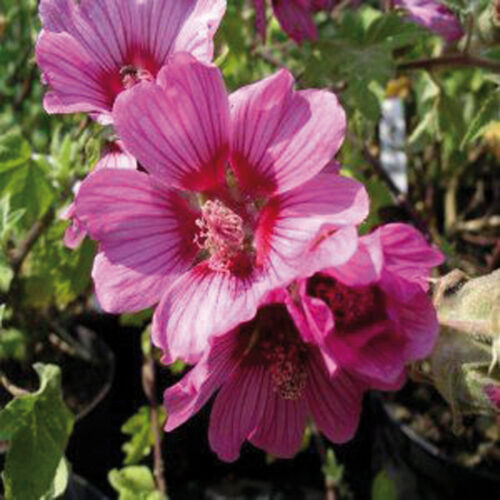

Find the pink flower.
xmin=61 ymin=141 xmax=137 ymax=249
xmin=74 ymin=53 xmax=369 ymax=364
xmin=35 ymin=0 xmax=226 ymax=122
xmin=253 ymin=0 xmax=334 ymax=43
xmin=164 ymin=298 xmax=366 ymax=461
xmin=485 ymin=384 xmax=500 ymax=409
xmin=394 ymin=0 xmax=464 ymax=43
xmin=288 ymin=223 xmax=444 ymax=389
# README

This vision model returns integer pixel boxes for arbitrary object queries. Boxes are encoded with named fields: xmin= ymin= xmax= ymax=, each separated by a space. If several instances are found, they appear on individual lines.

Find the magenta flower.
xmin=61 ymin=141 xmax=137 ymax=249
xmin=288 ymin=223 xmax=444 ymax=389
xmin=394 ymin=0 xmax=464 ymax=43
xmin=485 ymin=384 xmax=500 ymax=409
xmin=253 ymin=0 xmax=334 ymax=43
xmin=74 ymin=53 xmax=369 ymax=363
xmin=164 ymin=298 xmax=366 ymax=461
xmin=35 ymin=0 xmax=226 ymax=122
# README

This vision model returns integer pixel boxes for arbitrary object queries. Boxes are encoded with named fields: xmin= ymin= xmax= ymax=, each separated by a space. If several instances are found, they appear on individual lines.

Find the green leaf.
xmin=372 ymin=469 xmax=397 ymax=500
xmin=0 ymin=195 xmax=25 ymax=244
xmin=0 ymin=328 xmax=27 ymax=361
xmin=360 ymin=178 xmax=394 ymax=232
xmin=40 ymin=458 xmax=70 ymax=500
xmin=365 ymin=11 xmax=424 ymax=49
xmin=23 ymin=222 xmax=95 ymax=308
xmin=168 ymin=359 xmax=187 ymax=376
xmin=346 ymin=79 xmax=382 ymax=122
xmin=120 ymin=309 xmax=153 ymax=328
xmin=122 ymin=406 xmax=166 ymax=465
xmin=0 ymin=304 xmax=5 ymax=327
xmin=109 ymin=466 xmax=165 ymax=500
xmin=322 ymin=448 xmax=344 ymax=485
xmin=460 ymin=91 xmax=500 ymax=148
xmin=0 ymin=363 xmax=75 ymax=500
xmin=0 ymin=160 xmax=55 ymax=227
xmin=0 ymin=252 xmax=13 ymax=292
xmin=0 ymin=131 xmax=31 ymax=169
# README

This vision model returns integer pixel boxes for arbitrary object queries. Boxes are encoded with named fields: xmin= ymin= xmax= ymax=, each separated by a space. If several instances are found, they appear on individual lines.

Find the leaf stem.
xmin=397 ymin=54 xmax=500 ymax=73
xmin=9 ymin=208 xmax=54 ymax=275
xmin=311 ymin=423 xmax=337 ymax=500
xmin=142 ymin=354 xmax=167 ymax=495
xmin=360 ymin=145 xmax=433 ymax=242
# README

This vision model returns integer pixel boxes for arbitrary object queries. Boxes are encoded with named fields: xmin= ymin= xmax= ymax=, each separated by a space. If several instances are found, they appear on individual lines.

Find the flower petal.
xmin=253 ymin=0 xmax=268 ymax=39
xmin=75 ymin=169 xmax=198 ymax=312
xmin=209 ymin=363 xmax=270 ymax=461
xmin=172 ymin=0 xmax=227 ymax=63
xmin=386 ymin=291 xmax=439 ymax=361
xmin=325 ymin=321 xmax=406 ymax=385
xmin=272 ymin=0 xmax=317 ymax=43
xmin=63 ymin=214 xmax=87 ymax=249
xmin=62 ymin=142 xmax=136 ymax=249
xmin=40 ymin=0 xmax=226 ymax=68
xmin=285 ymin=282 xmax=334 ymax=345
xmin=40 ymin=0 xmax=126 ymax=71
xmin=152 ymin=262 xmax=268 ymax=363
xmin=395 ymin=0 xmax=464 ymax=43
xmin=94 ymin=141 xmax=137 ymax=171
xmin=229 ymin=71 xmax=346 ymax=195
xmin=248 ymin=378 xmax=308 ymax=458
xmin=379 ymin=223 xmax=444 ymax=291
xmin=164 ymin=330 xmax=240 ymax=431
xmin=113 ymin=53 xmax=230 ymax=191
xmin=325 ymin=230 xmax=383 ymax=287
xmin=306 ymin=353 xmax=365 ymax=443
xmin=256 ymin=174 xmax=368 ymax=274
xmin=38 ymin=0 xmax=226 ymax=116
xmin=35 ymin=30 xmax=111 ymax=116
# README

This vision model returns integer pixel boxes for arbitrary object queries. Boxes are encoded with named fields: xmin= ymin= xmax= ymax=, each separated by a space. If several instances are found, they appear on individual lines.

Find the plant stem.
xmin=142 ymin=354 xmax=167 ymax=496
xmin=311 ymin=424 xmax=337 ymax=500
xmin=361 ymin=146 xmax=433 ymax=242
xmin=9 ymin=208 xmax=54 ymax=275
xmin=397 ymin=54 xmax=500 ymax=73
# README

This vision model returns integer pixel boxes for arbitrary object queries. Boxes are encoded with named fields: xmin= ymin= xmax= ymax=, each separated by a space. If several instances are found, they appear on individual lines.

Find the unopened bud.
xmin=435 ymin=269 xmax=500 ymax=346
xmin=493 ymin=0 xmax=500 ymax=27
xmin=430 ymin=329 xmax=500 ymax=430
xmin=477 ymin=1 xmax=500 ymax=43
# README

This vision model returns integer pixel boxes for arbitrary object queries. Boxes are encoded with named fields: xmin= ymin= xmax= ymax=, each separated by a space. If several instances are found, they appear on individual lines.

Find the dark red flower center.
xmin=307 ymin=274 xmax=382 ymax=331
xmin=240 ymin=304 xmax=309 ymax=400
xmin=102 ymin=49 xmax=159 ymax=108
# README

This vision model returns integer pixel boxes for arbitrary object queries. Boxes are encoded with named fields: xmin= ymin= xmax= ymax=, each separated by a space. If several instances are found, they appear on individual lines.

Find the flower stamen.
xmin=195 ymin=199 xmax=245 ymax=272
xmin=120 ymin=65 xmax=154 ymax=89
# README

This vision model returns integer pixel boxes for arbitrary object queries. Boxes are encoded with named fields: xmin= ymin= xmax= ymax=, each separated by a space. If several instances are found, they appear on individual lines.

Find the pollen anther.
xmin=194 ymin=199 xmax=245 ymax=272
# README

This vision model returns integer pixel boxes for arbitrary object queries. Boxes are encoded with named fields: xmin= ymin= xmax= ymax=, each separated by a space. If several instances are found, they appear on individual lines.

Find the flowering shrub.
xmin=0 ymin=0 xmax=499 ymax=498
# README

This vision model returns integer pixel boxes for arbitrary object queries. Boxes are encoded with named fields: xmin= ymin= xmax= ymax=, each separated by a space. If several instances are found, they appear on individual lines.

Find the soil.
xmin=383 ymin=381 xmax=500 ymax=475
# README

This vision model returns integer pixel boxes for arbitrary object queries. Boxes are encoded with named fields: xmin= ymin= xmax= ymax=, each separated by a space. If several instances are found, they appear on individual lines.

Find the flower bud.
xmin=435 ymin=269 xmax=500 ymax=344
xmin=430 ymin=329 xmax=500 ymax=430
xmin=430 ymin=269 xmax=500 ymax=427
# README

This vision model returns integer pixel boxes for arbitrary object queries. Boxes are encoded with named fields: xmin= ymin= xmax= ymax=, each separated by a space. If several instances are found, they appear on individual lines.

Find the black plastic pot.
xmin=372 ymin=394 xmax=500 ymax=500
xmin=0 ymin=324 xmax=115 ymax=421
xmin=63 ymin=474 xmax=109 ymax=500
